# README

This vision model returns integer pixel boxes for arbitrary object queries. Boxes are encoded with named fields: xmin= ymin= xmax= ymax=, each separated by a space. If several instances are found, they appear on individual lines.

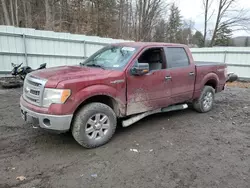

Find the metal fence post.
xmin=83 ymin=41 xmax=86 ymax=60
xmin=223 ymin=50 xmax=227 ymax=63
xmin=22 ymin=34 xmax=28 ymax=66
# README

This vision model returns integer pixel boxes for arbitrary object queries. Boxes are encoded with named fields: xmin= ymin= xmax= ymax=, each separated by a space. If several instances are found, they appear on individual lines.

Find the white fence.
xmin=0 ymin=26 xmax=249 ymax=80
xmin=0 ymin=26 xmax=132 ymax=73
xmin=191 ymin=47 xmax=250 ymax=80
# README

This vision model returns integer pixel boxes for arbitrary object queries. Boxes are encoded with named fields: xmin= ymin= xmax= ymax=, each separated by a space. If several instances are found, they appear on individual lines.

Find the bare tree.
xmin=1 ymin=0 xmax=11 ymax=25
xmin=203 ymin=0 xmax=214 ymax=46
xmin=0 ymin=4 xmax=3 ymax=24
xmin=0 ymin=0 xmax=172 ymax=42
xmin=134 ymin=0 xmax=164 ymax=41
xmin=45 ymin=0 xmax=53 ymax=30
xmin=15 ymin=0 xmax=18 ymax=26
xmin=21 ymin=0 xmax=32 ymax=27
xmin=10 ymin=0 xmax=15 ymax=25
xmin=210 ymin=0 xmax=250 ymax=46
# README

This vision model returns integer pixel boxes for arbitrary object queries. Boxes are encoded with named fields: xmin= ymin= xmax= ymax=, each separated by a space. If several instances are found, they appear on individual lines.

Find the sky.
xmin=172 ymin=0 xmax=250 ymax=37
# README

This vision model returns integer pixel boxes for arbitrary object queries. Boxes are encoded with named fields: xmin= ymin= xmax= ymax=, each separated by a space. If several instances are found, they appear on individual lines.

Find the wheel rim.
xmin=85 ymin=113 xmax=110 ymax=141
xmin=203 ymin=91 xmax=213 ymax=110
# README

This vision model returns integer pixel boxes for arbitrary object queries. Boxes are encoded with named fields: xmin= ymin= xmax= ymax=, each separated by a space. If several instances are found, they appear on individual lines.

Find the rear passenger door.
xmin=164 ymin=47 xmax=195 ymax=104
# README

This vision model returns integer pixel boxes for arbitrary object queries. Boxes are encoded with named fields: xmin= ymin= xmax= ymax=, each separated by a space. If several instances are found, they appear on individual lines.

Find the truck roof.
xmin=113 ymin=42 xmax=188 ymax=48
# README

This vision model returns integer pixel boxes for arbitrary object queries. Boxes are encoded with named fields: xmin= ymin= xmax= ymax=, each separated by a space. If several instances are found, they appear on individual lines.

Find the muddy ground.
xmin=0 ymin=87 xmax=249 ymax=188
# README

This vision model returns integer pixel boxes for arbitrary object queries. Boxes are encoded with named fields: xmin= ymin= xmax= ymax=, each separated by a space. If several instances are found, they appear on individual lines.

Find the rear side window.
xmin=165 ymin=47 xmax=189 ymax=68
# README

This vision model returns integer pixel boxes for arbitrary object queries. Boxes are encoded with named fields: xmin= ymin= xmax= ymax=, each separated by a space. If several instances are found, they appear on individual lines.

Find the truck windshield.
xmin=82 ymin=46 xmax=137 ymax=69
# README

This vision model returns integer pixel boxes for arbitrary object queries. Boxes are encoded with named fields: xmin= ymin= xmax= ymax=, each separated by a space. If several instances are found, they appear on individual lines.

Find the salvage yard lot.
xmin=0 ymin=87 xmax=249 ymax=188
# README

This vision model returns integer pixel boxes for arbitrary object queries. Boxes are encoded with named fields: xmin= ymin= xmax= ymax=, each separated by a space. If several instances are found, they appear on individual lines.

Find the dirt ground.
xmin=0 ymin=86 xmax=249 ymax=188
xmin=226 ymin=81 xmax=250 ymax=89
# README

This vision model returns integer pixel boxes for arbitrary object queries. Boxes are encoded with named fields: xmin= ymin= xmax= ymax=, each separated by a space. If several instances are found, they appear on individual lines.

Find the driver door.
xmin=126 ymin=47 xmax=172 ymax=115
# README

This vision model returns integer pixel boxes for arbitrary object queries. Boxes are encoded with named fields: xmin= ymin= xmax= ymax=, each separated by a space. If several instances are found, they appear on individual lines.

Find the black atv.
xmin=0 ymin=62 xmax=46 ymax=88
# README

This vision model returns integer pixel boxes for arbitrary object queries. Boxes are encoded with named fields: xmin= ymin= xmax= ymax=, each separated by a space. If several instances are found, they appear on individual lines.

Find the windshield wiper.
xmin=85 ymin=63 xmax=105 ymax=69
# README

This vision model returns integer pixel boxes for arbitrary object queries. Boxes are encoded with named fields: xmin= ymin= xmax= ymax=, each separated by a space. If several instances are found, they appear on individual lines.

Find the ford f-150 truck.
xmin=20 ymin=42 xmax=227 ymax=148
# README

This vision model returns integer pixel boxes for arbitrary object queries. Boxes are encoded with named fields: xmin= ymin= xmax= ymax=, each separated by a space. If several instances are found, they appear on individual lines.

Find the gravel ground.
xmin=0 ymin=87 xmax=249 ymax=188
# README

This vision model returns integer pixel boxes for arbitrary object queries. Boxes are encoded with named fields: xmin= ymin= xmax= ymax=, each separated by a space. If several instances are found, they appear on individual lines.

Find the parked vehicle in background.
xmin=20 ymin=42 xmax=228 ymax=148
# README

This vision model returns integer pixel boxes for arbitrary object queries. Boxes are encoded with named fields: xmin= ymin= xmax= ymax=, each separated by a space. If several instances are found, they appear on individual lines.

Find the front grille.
xmin=23 ymin=74 xmax=47 ymax=106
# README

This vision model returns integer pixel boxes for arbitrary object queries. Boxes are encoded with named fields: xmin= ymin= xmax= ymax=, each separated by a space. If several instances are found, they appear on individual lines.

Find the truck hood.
xmin=30 ymin=66 xmax=113 ymax=87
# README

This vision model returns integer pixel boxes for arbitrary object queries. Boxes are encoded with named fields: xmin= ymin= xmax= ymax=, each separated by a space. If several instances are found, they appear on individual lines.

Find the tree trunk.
xmin=22 ymin=0 xmax=27 ymax=26
xmin=1 ymin=0 xmax=11 ymax=25
xmin=0 ymin=7 xmax=3 ymax=24
xmin=45 ymin=0 xmax=53 ymax=30
xmin=210 ymin=0 xmax=222 ymax=46
xmin=96 ymin=1 xmax=100 ymax=36
xmin=77 ymin=0 xmax=81 ymax=33
xmin=22 ymin=0 xmax=32 ymax=27
xmin=118 ymin=0 xmax=124 ymax=38
xmin=203 ymin=0 xmax=208 ymax=47
xmin=59 ymin=0 xmax=62 ymax=30
xmin=10 ymin=0 xmax=15 ymax=25
xmin=15 ymin=0 xmax=18 ymax=26
xmin=61 ymin=0 xmax=69 ymax=30
xmin=27 ymin=0 xmax=32 ymax=27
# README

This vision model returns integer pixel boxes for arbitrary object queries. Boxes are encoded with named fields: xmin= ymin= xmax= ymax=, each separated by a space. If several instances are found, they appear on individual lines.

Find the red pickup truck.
xmin=20 ymin=42 xmax=227 ymax=148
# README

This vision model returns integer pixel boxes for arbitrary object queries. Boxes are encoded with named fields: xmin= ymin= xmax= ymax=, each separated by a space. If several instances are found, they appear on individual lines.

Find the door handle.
xmin=189 ymin=72 xmax=195 ymax=76
xmin=165 ymin=76 xmax=172 ymax=81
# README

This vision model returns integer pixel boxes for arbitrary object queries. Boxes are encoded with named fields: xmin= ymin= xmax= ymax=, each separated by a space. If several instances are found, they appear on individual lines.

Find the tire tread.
xmin=193 ymin=86 xmax=215 ymax=113
xmin=72 ymin=102 xmax=117 ymax=148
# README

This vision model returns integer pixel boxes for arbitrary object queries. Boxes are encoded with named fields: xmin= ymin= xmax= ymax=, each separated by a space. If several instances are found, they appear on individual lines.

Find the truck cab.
xmin=20 ymin=42 xmax=227 ymax=148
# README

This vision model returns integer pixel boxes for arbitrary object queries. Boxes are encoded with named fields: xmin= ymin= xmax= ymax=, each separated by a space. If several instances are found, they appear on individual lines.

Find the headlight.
xmin=42 ymin=88 xmax=71 ymax=107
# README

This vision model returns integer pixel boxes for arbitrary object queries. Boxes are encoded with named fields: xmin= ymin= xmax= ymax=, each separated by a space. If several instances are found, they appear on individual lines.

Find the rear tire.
xmin=72 ymin=102 xmax=117 ymax=148
xmin=193 ymin=86 xmax=215 ymax=113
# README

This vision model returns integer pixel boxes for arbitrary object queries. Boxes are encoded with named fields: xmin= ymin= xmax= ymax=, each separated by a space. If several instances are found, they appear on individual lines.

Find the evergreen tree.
xmin=166 ymin=4 xmax=182 ymax=43
xmin=214 ymin=25 xmax=233 ymax=46
xmin=192 ymin=31 xmax=204 ymax=47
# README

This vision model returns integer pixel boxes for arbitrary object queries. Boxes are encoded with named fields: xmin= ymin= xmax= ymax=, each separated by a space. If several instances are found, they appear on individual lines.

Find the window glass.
xmin=165 ymin=47 xmax=189 ymax=68
xmin=83 ymin=46 xmax=137 ymax=69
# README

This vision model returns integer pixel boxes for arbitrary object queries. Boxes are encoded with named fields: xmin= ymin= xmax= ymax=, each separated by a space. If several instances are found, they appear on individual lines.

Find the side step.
xmin=122 ymin=104 xmax=188 ymax=127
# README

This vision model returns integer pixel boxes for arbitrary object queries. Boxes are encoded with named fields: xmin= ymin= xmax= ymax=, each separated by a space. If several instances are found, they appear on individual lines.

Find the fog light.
xmin=43 ymin=118 xmax=51 ymax=127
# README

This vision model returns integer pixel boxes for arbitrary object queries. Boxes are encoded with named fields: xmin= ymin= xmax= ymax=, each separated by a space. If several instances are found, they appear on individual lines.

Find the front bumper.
xmin=20 ymin=103 xmax=73 ymax=133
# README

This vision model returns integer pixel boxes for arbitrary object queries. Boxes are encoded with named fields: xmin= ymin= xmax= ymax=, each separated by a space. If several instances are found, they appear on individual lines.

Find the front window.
xmin=82 ymin=46 xmax=137 ymax=70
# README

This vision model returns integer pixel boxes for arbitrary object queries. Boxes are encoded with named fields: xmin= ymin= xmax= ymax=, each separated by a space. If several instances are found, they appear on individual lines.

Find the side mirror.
xmin=131 ymin=63 xmax=149 ymax=76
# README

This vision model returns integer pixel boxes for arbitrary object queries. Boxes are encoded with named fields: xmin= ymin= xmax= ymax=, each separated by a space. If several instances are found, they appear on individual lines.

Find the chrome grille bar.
xmin=23 ymin=74 xmax=47 ymax=106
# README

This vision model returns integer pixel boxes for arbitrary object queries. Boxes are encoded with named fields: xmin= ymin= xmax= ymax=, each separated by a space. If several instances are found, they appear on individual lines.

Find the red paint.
xmin=21 ymin=42 xmax=227 ymax=117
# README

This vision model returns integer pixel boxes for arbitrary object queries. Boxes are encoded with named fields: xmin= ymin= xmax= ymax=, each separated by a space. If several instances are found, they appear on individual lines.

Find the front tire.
xmin=72 ymin=103 xmax=117 ymax=148
xmin=193 ymin=86 xmax=215 ymax=113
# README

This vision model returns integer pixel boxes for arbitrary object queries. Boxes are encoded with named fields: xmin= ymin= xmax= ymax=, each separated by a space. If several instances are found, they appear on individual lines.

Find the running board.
xmin=122 ymin=104 xmax=188 ymax=127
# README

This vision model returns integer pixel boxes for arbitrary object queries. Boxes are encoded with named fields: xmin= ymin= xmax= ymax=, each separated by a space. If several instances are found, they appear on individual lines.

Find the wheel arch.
xmin=202 ymin=72 xmax=219 ymax=91
xmin=73 ymin=94 xmax=121 ymax=117
xmin=204 ymin=79 xmax=217 ymax=89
